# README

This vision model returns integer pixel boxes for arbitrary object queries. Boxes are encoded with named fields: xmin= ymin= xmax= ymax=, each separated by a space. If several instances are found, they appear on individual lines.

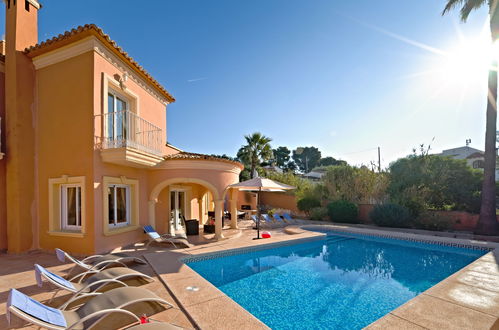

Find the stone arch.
xmin=148 ymin=177 xmax=221 ymax=229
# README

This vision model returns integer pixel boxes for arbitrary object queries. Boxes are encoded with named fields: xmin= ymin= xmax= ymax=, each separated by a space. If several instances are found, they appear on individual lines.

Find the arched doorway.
xmin=149 ymin=178 xmax=222 ymax=237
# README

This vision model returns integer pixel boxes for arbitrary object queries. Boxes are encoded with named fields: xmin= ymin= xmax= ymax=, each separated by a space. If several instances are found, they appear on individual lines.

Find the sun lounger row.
xmin=251 ymin=212 xmax=303 ymax=227
xmin=7 ymin=248 xmax=183 ymax=329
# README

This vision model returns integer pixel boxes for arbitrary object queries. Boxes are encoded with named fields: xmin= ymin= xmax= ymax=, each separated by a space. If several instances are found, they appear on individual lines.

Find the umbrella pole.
xmin=254 ymin=188 xmax=261 ymax=240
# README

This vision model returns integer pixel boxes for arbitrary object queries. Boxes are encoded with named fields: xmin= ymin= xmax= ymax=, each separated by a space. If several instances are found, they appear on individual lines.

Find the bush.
xmin=388 ymin=154 xmax=482 ymax=214
xmin=414 ymin=212 xmax=452 ymax=231
xmin=321 ymin=165 xmax=389 ymax=203
xmin=297 ymin=197 xmax=321 ymax=215
xmin=327 ymin=200 xmax=358 ymax=223
xmin=370 ymin=203 xmax=413 ymax=228
xmin=309 ymin=207 xmax=328 ymax=221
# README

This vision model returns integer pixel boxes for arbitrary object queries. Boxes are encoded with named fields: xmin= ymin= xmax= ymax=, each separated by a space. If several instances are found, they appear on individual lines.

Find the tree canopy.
xmin=388 ymin=154 xmax=482 ymax=214
xmin=292 ymin=147 xmax=322 ymax=173
xmin=236 ymin=132 xmax=273 ymax=179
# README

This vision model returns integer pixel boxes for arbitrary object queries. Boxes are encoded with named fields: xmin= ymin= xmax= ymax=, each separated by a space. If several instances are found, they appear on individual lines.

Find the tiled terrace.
xmin=1 ymin=221 xmax=499 ymax=329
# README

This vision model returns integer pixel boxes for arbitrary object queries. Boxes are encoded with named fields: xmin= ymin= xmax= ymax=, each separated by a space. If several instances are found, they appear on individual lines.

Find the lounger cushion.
xmin=147 ymin=232 xmax=161 ymax=240
xmin=55 ymin=248 xmax=66 ymax=263
xmin=8 ymin=289 xmax=67 ymax=327
xmin=85 ymin=267 xmax=151 ymax=287
xmin=35 ymin=264 xmax=76 ymax=290
xmin=127 ymin=322 xmax=183 ymax=330
xmin=77 ymin=287 xmax=165 ymax=318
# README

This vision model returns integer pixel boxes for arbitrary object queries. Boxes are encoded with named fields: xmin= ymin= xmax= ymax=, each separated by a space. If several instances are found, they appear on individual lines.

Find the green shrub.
xmin=297 ymin=197 xmax=321 ymax=215
xmin=310 ymin=207 xmax=328 ymax=221
xmin=388 ymin=154 xmax=482 ymax=214
xmin=370 ymin=203 xmax=413 ymax=228
xmin=414 ymin=212 xmax=452 ymax=231
xmin=327 ymin=200 xmax=359 ymax=223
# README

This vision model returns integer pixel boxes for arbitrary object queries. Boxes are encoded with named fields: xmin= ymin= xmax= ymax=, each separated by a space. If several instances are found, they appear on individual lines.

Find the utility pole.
xmin=378 ymin=147 xmax=381 ymax=172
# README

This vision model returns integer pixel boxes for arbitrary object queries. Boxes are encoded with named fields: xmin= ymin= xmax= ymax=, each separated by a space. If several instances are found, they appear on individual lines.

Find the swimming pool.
xmin=186 ymin=233 xmax=487 ymax=329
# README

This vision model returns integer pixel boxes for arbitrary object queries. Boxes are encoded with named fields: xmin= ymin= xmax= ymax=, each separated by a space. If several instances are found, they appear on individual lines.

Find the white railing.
xmin=95 ymin=111 xmax=163 ymax=156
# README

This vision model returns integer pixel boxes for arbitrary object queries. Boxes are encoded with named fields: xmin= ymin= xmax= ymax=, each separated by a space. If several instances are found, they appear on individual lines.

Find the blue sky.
xmin=0 ymin=1 xmax=491 ymax=167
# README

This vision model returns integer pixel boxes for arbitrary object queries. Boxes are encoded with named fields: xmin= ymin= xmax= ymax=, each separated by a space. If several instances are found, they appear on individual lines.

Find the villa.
xmin=0 ymin=0 xmax=244 ymax=255
xmin=1 ymin=2 xmax=499 ymax=330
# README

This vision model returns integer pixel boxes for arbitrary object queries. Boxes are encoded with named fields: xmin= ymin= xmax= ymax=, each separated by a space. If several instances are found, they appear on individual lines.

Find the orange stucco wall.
xmin=36 ymin=52 xmax=96 ymax=254
xmin=259 ymin=192 xmax=301 ymax=214
xmin=237 ymin=191 xmax=257 ymax=210
xmin=3 ymin=13 xmax=241 ymax=255
xmin=0 ymin=68 xmax=6 ymax=251
xmin=91 ymin=51 xmax=170 ymax=253
xmin=5 ymin=1 xmax=38 ymax=253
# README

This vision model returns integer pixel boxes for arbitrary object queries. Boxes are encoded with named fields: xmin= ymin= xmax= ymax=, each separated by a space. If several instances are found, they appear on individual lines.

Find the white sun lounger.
xmin=7 ymin=287 xmax=174 ymax=330
xmin=35 ymin=264 xmax=154 ymax=304
xmin=143 ymin=225 xmax=191 ymax=249
xmin=55 ymin=248 xmax=146 ymax=274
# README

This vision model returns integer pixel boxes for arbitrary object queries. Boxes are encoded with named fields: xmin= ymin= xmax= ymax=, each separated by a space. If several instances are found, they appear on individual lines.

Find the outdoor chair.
xmin=35 ymin=264 xmax=154 ymax=303
xmin=143 ymin=225 xmax=192 ymax=249
xmin=251 ymin=215 xmax=272 ymax=228
xmin=262 ymin=214 xmax=279 ymax=226
xmin=272 ymin=213 xmax=287 ymax=224
xmin=282 ymin=213 xmax=299 ymax=224
xmin=55 ymin=248 xmax=146 ymax=274
xmin=7 ymin=287 xmax=174 ymax=330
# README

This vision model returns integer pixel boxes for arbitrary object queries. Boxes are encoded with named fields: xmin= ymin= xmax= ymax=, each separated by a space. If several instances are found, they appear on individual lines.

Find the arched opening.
xmin=149 ymin=178 xmax=223 ymax=237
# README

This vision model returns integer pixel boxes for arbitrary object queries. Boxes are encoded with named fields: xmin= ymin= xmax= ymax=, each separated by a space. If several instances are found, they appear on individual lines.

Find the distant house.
xmin=262 ymin=165 xmax=283 ymax=174
xmin=303 ymin=168 xmax=327 ymax=181
xmin=438 ymin=146 xmax=499 ymax=181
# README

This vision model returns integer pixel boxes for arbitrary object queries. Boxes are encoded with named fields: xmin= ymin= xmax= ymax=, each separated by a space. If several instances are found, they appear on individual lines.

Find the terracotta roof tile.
xmin=24 ymin=24 xmax=175 ymax=103
xmin=164 ymin=152 xmax=244 ymax=168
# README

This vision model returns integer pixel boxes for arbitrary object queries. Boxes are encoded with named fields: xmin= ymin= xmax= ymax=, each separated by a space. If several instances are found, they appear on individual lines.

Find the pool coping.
xmin=144 ymin=225 xmax=499 ymax=329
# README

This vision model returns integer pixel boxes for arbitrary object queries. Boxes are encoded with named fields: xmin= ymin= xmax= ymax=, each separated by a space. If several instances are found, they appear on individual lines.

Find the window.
xmin=61 ymin=185 xmax=82 ymax=230
xmin=473 ymin=160 xmax=484 ymax=169
xmin=108 ymin=184 xmax=130 ymax=227
xmin=48 ymin=176 xmax=86 ymax=237
xmin=102 ymin=176 xmax=139 ymax=235
xmin=107 ymin=91 xmax=128 ymax=142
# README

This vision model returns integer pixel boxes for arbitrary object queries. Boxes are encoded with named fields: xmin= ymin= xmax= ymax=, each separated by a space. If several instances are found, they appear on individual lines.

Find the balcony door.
xmin=107 ymin=92 xmax=128 ymax=143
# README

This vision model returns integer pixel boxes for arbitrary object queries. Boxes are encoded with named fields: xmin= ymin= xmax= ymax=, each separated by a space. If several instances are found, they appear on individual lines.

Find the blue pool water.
xmin=186 ymin=233 xmax=486 ymax=329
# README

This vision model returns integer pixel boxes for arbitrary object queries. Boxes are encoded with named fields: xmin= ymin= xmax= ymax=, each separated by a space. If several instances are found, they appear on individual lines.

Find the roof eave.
xmin=24 ymin=25 xmax=175 ymax=103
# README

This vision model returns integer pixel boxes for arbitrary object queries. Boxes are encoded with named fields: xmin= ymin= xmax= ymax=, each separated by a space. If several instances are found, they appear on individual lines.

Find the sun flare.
xmin=438 ymin=35 xmax=496 ymax=85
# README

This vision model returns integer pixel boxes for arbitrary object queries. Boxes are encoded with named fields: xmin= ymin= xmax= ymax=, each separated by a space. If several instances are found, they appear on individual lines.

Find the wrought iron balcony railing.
xmin=95 ymin=110 xmax=163 ymax=156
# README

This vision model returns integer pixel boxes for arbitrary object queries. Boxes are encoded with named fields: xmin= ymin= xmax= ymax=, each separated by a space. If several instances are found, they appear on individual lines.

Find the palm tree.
xmin=237 ymin=132 xmax=273 ymax=178
xmin=443 ymin=0 xmax=499 ymax=235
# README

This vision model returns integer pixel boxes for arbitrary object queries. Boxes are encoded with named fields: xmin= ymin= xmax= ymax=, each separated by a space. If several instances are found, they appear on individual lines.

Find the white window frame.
xmin=108 ymin=184 xmax=131 ymax=228
xmin=60 ymin=184 xmax=82 ymax=231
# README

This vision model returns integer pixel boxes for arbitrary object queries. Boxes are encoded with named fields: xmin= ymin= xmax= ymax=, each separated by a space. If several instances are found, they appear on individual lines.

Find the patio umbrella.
xmin=230 ymin=177 xmax=295 ymax=239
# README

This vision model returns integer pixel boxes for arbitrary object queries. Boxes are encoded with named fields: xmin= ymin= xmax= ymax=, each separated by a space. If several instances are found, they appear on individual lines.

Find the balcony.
xmin=95 ymin=110 xmax=164 ymax=167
